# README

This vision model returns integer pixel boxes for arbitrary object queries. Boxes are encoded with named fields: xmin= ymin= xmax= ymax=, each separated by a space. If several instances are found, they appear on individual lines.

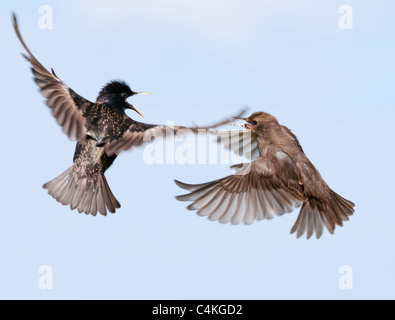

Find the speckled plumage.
xmin=41 ymin=81 xmax=148 ymax=216
xmin=85 ymin=102 xmax=138 ymax=144
xmin=14 ymin=14 xmax=239 ymax=216
xmin=73 ymin=139 xmax=117 ymax=177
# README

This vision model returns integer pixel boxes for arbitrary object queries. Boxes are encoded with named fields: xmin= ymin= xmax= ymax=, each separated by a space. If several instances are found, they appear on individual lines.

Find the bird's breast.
xmin=87 ymin=103 xmax=130 ymax=143
xmin=73 ymin=139 xmax=117 ymax=175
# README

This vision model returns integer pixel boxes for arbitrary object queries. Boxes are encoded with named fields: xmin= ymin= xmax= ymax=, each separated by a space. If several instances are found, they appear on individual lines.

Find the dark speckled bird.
xmin=13 ymin=14 xmax=239 ymax=216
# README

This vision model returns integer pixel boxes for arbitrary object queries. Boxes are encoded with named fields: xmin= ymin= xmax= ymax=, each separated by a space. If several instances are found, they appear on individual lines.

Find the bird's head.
xmin=96 ymin=80 xmax=148 ymax=117
xmin=233 ymin=112 xmax=279 ymax=136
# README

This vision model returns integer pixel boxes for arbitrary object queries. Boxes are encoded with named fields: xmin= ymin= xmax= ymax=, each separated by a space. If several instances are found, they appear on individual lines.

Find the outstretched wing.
xmin=214 ymin=129 xmax=259 ymax=160
xmin=104 ymin=121 xmax=166 ymax=156
xmin=175 ymin=152 xmax=307 ymax=225
xmin=13 ymin=14 xmax=92 ymax=141
xmin=104 ymin=110 xmax=247 ymax=156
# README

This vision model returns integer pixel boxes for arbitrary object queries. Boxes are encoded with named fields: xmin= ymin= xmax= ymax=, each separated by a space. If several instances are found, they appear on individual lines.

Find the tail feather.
xmin=43 ymin=166 xmax=121 ymax=216
xmin=100 ymin=177 xmax=120 ymax=213
xmin=45 ymin=169 xmax=70 ymax=200
xmin=89 ymin=186 xmax=98 ymax=216
xmin=71 ymin=178 xmax=86 ymax=211
xmin=80 ymin=179 xmax=94 ymax=215
xmin=291 ymin=190 xmax=355 ymax=239
xmin=62 ymin=178 xmax=75 ymax=206
xmin=97 ymin=182 xmax=107 ymax=216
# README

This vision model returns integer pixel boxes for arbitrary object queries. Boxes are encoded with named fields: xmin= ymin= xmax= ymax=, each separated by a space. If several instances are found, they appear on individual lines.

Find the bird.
xmin=175 ymin=111 xmax=355 ymax=239
xmin=13 ymin=13 xmax=241 ymax=216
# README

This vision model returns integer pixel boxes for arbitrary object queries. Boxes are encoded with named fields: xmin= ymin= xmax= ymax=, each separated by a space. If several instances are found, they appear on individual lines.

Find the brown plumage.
xmin=175 ymin=112 xmax=355 ymax=239
xmin=13 ymin=13 xmax=242 ymax=216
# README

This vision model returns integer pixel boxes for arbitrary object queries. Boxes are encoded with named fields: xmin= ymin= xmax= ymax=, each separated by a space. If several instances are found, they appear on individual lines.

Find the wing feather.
xmin=176 ymin=160 xmax=305 ymax=225
xmin=13 ymin=14 xmax=92 ymax=142
xmin=214 ymin=129 xmax=259 ymax=160
xmin=104 ymin=109 xmax=246 ymax=156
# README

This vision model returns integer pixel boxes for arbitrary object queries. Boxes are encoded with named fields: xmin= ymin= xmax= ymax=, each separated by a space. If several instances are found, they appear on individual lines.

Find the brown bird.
xmin=175 ymin=111 xmax=355 ymax=239
xmin=13 ymin=13 xmax=242 ymax=216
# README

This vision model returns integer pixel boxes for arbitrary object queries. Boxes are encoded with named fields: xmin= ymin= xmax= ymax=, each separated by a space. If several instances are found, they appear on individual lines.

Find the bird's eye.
xmin=251 ymin=120 xmax=258 ymax=125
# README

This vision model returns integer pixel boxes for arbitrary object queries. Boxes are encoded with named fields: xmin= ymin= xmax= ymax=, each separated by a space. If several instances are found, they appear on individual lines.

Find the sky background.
xmin=0 ymin=0 xmax=394 ymax=300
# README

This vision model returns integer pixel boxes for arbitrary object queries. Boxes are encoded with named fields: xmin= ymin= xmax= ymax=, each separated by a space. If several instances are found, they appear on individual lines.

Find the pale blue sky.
xmin=0 ymin=0 xmax=394 ymax=299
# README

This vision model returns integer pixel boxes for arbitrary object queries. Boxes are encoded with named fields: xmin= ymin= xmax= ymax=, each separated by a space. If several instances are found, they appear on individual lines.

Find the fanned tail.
xmin=290 ymin=189 xmax=355 ymax=239
xmin=43 ymin=166 xmax=121 ymax=216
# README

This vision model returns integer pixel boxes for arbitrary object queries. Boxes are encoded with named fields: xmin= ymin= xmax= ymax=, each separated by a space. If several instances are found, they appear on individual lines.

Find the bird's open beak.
xmin=128 ymin=92 xmax=149 ymax=117
xmin=231 ymin=117 xmax=250 ymax=129
xmin=133 ymin=92 xmax=150 ymax=95
xmin=128 ymin=103 xmax=144 ymax=118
